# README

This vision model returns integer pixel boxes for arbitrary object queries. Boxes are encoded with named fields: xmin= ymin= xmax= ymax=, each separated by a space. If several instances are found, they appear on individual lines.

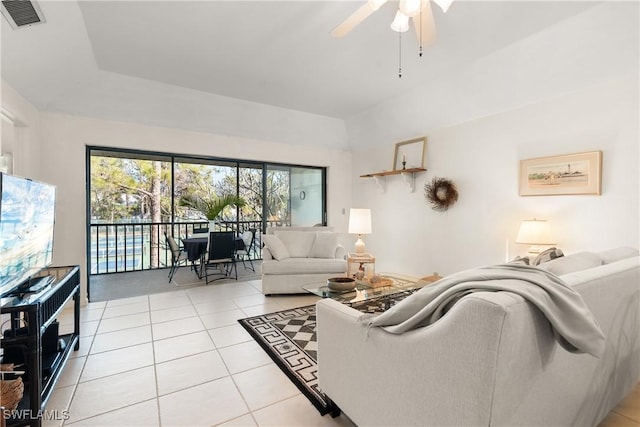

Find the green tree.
xmin=215 ymin=167 xmax=290 ymax=226
xmin=265 ymin=169 xmax=290 ymax=224
xmin=91 ymin=157 xmax=134 ymax=222
xmin=91 ymin=156 xmax=171 ymax=268
xmin=174 ymin=163 xmax=254 ymax=231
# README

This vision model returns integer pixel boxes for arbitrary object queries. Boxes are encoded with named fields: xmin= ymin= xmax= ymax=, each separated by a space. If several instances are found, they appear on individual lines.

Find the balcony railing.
xmin=89 ymin=220 xmax=275 ymax=275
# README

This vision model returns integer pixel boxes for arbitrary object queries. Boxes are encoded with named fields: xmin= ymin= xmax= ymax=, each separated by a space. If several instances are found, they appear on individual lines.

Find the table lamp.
xmin=348 ymin=208 xmax=372 ymax=254
xmin=516 ymin=218 xmax=555 ymax=257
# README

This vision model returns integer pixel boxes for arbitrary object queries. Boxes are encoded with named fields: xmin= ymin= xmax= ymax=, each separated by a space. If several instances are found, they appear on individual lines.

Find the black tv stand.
xmin=1 ymin=266 xmax=80 ymax=427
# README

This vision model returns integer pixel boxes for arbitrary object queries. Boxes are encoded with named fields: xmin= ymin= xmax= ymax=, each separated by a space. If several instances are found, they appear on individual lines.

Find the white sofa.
xmin=316 ymin=247 xmax=640 ymax=426
xmin=261 ymin=226 xmax=347 ymax=295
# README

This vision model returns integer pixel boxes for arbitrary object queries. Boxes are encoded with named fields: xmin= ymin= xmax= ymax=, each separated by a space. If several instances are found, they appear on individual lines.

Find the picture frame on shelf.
xmin=519 ymin=151 xmax=602 ymax=196
xmin=393 ymin=137 xmax=426 ymax=171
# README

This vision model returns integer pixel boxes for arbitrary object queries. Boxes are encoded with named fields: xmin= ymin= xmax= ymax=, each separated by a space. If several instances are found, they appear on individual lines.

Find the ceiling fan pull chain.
xmin=419 ymin=6 xmax=423 ymax=57
xmin=398 ymin=30 xmax=403 ymax=78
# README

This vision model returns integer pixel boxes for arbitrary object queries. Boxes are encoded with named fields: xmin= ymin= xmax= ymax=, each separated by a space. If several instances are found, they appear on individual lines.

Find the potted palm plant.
xmin=182 ymin=194 xmax=246 ymax=231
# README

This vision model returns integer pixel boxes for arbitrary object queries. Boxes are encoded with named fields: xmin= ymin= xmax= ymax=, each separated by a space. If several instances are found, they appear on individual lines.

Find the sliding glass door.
xmin=89 ymin=152 xmax=172 ymax=274
xmin=238 ymin=162 xmax=263 ymax=231
xmin=264 ymin=165 xmax=325 ymax=227
xmin=290 ymin=167 xmax=324 ymax=226
xmin=87 ymin=147 xmax=326 ymax=279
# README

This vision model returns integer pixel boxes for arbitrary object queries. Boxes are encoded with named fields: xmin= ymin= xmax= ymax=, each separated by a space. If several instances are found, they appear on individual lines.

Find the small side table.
xmin=347 ymin=253 xmax=375 ymax=279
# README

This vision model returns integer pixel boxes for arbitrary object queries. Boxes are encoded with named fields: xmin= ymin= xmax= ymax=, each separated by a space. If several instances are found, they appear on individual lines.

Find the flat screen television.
xmin=0 ymin=173 xmax=56 ymax=297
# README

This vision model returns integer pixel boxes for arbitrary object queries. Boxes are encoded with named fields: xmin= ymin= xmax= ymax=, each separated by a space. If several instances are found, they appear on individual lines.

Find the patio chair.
xmin=204 ymin=231 xmax=237 ymax=283
xmin=235 ymin=229 xmax=255 ymax=272
xmin=165 ymin=232 xmax=189 ymax=282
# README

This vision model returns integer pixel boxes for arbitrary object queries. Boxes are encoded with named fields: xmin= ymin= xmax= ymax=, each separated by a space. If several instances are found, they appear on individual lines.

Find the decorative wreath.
xmin=424 ymin=177 xmax=459 ymax=211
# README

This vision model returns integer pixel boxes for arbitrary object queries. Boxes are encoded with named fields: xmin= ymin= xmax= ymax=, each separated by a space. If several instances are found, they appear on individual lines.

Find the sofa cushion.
xmin=309 ymin=232 xmax=338 ymax=258
xmin=538 ymin=252 xmax=603 ymax=275
xmin=274 ymin=230 xmax=316 ymax=258
xmin=262 ymin=235 xmax=290 ymax=261
xmin=597 ymin=247 xmax=639 ymax=264
xmin=262 ymin=258 xmax=347 ymax=275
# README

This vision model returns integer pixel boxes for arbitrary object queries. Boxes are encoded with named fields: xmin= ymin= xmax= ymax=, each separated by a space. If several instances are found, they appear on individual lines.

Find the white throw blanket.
xmin=367 ymin=264 xmax=606 ymax=358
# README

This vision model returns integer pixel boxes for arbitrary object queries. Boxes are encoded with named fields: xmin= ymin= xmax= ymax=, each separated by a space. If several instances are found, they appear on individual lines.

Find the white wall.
xmin=350 ymin=75 xmax=639 ymax=278
xmin=0 ymin=88 xmax=353 ymax=301
xmin=345 ymin=2 xmax=639 ymax=278
xmin=1 ymin=81 xmax=42 ymax=177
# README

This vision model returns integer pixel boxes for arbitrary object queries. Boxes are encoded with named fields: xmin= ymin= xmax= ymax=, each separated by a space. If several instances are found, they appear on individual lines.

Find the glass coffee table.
xmin=303 ymin=275 xmax=426 ymax=311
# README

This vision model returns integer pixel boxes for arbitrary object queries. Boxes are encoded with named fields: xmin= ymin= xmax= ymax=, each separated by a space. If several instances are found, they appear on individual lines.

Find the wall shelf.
xmin=360 ymin=168 xmax=426 ymax=193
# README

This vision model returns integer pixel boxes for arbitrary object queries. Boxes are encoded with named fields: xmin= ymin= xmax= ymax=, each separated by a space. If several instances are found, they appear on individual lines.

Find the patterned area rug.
xmin=237 ymin=290 xmax=418 ymax=415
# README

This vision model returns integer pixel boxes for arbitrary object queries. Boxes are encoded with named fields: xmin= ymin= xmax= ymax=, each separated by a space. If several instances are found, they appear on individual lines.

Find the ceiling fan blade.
xmin=331 ymin=2 xmax=377 ymax=38
xmin=412 ymin=0 xmax=436 ymax=47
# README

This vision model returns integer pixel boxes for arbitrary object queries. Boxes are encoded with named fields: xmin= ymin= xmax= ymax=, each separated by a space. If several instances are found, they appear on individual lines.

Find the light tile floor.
xmin=47 ymin=278 xmax=638 ymax=427
xmin=49 ymin=279 xmax=355 ymax=427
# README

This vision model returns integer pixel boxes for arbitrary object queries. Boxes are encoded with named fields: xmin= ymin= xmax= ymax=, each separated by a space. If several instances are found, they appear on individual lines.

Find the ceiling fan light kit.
xmin=390 ymin=10 xmax=410 ymax=33
xmin=399 ymin=0 xmax=424 ymax=17
xmin=332 ymin=0 xmax=454 ymax=77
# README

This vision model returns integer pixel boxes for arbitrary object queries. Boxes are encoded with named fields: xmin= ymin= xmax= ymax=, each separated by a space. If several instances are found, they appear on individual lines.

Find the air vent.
xmin=1 ymin=0 xmax=45 ymax=29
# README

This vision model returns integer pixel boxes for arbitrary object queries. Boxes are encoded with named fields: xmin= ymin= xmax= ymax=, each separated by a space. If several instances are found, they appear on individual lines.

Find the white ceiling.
xmin=1 ymin=1 xmax=601 ymax=121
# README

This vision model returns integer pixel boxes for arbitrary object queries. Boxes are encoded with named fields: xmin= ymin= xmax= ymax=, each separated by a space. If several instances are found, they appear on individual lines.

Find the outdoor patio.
xmin=89 ymin=261 xmax=262 ymax=302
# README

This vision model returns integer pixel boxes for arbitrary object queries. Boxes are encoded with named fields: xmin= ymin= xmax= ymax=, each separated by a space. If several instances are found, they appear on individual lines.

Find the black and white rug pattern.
xmin=237 ymin=290 xmax=418 ymax=415
xmin=238 ymin=305 xmax=327 ymax=412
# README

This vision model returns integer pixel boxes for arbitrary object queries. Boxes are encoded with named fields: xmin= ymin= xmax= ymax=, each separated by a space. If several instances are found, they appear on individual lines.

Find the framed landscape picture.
xmin=519 ymin=151 xmax=602 ymax=196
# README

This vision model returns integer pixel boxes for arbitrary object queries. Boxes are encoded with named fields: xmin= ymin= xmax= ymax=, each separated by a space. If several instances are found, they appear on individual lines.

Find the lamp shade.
xmin=348 ymin=208 xmax=372 ymax=235
xmin=516 ymin=219 xmax=555 ymax=245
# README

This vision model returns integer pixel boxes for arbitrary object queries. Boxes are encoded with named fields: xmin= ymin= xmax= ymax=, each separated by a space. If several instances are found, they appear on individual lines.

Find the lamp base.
xmin=526 ymin=245 xmax=545 ymax=257
xmin=354 ymin=236 xmax=366 ymax=254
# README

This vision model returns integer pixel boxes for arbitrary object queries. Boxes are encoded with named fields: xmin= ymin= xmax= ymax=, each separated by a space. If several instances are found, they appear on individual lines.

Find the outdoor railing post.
xmin=123 ymin=224 xmax=127 ymax=272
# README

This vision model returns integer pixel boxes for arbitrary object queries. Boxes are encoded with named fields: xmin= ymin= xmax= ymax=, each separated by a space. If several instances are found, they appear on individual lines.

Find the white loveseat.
xmin=317 ymin=247 xmax=640 ymax=426
xmin=261 ymin=226 xmax=347 ymax=295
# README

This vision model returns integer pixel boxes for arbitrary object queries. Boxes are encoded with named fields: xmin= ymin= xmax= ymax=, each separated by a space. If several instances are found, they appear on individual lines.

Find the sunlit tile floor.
xmin=50 ymin=279 xmax=353 ymax=427
xmin=47 ymin=278 xmax=638 ymax=427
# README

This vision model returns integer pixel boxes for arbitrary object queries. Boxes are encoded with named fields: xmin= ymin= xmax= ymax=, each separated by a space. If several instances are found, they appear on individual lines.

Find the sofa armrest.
xmin=316 ymin=295 xmax=509 ymax=426
xmin=334 ymin=244 xmax=346 ymax=260
xmin=262 ymin=246 xmax=274 ymax=260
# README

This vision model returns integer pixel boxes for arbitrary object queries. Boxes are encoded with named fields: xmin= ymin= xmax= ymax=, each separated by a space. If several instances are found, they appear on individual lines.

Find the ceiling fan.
xmin=331 ymin=0 xmax=454 ymax=48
